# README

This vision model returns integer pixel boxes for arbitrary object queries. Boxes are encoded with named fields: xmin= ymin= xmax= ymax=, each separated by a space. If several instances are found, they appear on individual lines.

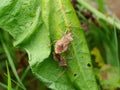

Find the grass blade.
xmin=16 ymin=66 xmax=30 ymax=90
xmin=0 ymin=82 xmax=8 ymax=89
xmin=97 ymin=0 xmax=105 ymax=13
xmin=6 ymin=61 xmax=12 ymax=90
xmin=2 ymin=41 xmax=26 ymax=90
xmin=77 ymin=0 xmax=120 ymax=30
xmin=113 ymin=26 xmax=120 ymax=75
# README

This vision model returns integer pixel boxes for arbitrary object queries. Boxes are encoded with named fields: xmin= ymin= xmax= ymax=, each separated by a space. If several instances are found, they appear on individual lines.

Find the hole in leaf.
xmin=87 ymin=63 xmax=91 ymax=67
xmin=74 ymin=73 xmax=77 ymax=77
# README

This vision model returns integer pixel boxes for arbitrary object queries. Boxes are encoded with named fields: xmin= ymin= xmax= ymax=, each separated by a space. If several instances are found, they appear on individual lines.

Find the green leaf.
xmin=0 ymin=0 xmax=51 ymax=67
xmin=0 ymin=0 xmax=98 ymax=90
xmin=6 ymin=61 xmax=12 ymax=90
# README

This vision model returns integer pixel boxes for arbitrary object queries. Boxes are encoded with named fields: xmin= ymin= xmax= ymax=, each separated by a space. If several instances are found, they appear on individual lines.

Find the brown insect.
xmin=53 ymin=32 xmax=73 ymax=67
xmin=55 ymin=32 xmax=73 ymax=54
xmin=53 ymin=52 xmax=67 ymax=67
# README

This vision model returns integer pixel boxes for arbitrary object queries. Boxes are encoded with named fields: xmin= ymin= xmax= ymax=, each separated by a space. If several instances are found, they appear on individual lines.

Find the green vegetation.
xmin=0 ymin=0 xmax=120 ymax=90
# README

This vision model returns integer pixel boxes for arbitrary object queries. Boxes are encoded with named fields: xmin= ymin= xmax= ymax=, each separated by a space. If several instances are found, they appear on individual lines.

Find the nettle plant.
xmin=0 ymin=0 xmax=98 ymax=90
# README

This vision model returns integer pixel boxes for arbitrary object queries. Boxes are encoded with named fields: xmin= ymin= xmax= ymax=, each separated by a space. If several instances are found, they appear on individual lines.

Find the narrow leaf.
xmin=6 ymin=61 xmax=12 ymax=90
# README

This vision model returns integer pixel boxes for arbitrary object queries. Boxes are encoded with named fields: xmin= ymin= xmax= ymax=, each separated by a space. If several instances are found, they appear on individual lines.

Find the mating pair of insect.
xmin=53 ymin=32 xmax=73 ymax=67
